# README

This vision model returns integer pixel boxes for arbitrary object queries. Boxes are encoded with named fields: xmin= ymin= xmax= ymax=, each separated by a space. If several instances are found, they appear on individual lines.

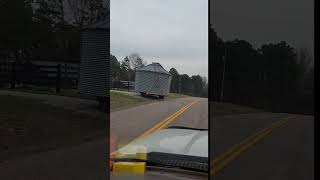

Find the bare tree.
xmin=33 ymin=0 xmax=65 ymax=27
xmin=66 ymin=0 xmax=105 ymax=30
xmin=128 ymin=53 xmax=147 ymax=70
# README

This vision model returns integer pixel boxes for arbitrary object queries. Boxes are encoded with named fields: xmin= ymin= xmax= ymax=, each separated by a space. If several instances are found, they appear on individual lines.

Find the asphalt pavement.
xmin=110 ymin=97 xmax=208 ymax=146
xmin=210 ymin=112 xmax=314 ymax=180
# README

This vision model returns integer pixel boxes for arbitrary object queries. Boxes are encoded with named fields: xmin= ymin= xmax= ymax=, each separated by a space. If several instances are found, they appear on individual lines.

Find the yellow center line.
xmin=112 ymin=99 xmax=200 ymax=154
xmin=211 ymin=115 xmax=295 ymax=176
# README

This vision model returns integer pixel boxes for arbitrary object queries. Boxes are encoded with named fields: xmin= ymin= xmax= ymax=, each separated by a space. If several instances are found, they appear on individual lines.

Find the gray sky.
xmin=111 ymin=0 xmax=208 ymax=77
xmin=211 ymin=0 xmax=314 ymax=57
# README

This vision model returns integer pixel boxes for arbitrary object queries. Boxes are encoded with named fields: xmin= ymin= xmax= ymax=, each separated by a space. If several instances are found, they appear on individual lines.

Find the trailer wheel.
xmin=159 ymin=95 xmax=164 ymax=99
xmin=140 ymin=92 xmax=146 ymax=97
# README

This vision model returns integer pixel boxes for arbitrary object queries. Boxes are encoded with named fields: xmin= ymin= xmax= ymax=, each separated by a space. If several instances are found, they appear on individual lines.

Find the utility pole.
xmin=220 ymin=47 xmax=227 ymax=101
xmin=178 ymin=75 xmax=181 ymax=94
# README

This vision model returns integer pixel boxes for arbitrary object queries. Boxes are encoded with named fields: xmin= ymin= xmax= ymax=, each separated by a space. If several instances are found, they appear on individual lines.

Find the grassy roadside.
xmin=110 ymin=91 xmax=191 ymax=112
xmin=1 ymin=86 xmax=191 ymax=113
xmin=210 ymin=101 xmax=262 ymax=117
xmin=0 ymin=94 xmax=106 ymax=162
xmin=167 ymin=93 xmax=190 ymax=100
xmin=110 ymin=91 xmax=148 ymax=112
xmin=0 ymin=86 xmax=95 ymax=100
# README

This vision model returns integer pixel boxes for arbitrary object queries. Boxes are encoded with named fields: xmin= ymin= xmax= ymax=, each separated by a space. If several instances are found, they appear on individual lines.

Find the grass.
xmin=110 ymin=91 xmax=191 ymax=112
xmin=0 ymin=85 xmax=95 ymax=100
xmin=167 ymin=93 xmax=190 ymax=100
xmin=0 ymin=94 xmax=106 ymax=161
xmin=2 ymin=85 xmax=190 ymax=113
xmin=110 ymin=91 xmax=148 ymax=112
xmin=2 ymin=85 xmax=190 ymax=102
xmin=210 ymin=101 xmax=262 ymax=117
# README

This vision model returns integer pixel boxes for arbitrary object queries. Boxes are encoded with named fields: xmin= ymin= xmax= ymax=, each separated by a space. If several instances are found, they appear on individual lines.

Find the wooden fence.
xmin=0 ymin=61 xmax=80 ymax=93
xmin=111 ymin=80 xmax=135 ymax=91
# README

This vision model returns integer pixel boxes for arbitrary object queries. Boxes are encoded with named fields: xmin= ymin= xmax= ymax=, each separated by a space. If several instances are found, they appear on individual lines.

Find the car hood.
xmin=116 ymin=128 xmax=208 ymax=158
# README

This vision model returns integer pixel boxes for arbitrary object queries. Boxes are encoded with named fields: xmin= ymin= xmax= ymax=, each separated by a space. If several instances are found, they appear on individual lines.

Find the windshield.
xmin=110 ymin=0 xmax=208 ymax=176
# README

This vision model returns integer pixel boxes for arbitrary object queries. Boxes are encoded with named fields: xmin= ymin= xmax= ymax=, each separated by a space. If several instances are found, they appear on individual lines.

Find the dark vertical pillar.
xmin=10 ymin=62 xmax=16 ymax=89
xmin=56 ymin=64 xmax=61 ymax=93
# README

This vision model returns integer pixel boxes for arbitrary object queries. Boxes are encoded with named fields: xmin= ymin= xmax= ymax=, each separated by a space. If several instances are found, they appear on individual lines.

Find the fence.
xmin=111 ymin=80 xmax=135 ymax=91
xmin=0 ymin=61 xmax=80 ymax=93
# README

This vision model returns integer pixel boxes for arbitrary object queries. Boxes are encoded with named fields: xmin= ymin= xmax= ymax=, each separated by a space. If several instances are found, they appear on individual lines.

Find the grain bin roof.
xmin=137 ymin=62 xmax=171 ymax=76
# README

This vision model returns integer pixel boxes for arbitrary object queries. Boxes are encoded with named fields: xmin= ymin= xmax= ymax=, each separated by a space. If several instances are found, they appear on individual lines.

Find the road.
xmin=0 ymin=96 xmax=208 ymax=179
xmin=210 ymin=112 xmax=314 ymax=180
xmin=110 ymin=97 xmax=208 ymax=147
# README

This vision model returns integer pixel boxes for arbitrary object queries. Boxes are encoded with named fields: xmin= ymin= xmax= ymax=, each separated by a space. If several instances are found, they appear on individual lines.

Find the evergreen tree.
xmin=169 ymin=68 xmax=180 ymax=93
xmin=0 ymin=0 xmax=34 ymax=61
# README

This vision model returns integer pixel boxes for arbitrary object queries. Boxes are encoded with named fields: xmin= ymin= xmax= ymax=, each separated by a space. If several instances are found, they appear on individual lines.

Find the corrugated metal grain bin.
xmin=78 ymin=20 xmax=110 ymax=99
xmin=134 ymin=62 xmax=172 ymax=98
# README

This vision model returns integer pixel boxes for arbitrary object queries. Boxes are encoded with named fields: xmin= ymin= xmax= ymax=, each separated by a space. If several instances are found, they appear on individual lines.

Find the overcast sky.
xmin=111 ymin=0 xmax=208 ymax=77
xmin=211 ymin=0 xmax=314 ymax=57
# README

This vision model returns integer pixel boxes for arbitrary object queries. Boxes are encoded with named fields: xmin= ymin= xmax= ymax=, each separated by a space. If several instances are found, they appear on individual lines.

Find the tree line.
xmin=111 ymin=53 xmax=208 ymax=98
xmin=210 ymin=25 xmax=314 ymax=114
xmin=111 ymin=53 xmax=147 ymax=81
xmin=169 ymin=68 xmax=208 ymax=97
xmin=0 ymin=0 xmax=107 ymax=62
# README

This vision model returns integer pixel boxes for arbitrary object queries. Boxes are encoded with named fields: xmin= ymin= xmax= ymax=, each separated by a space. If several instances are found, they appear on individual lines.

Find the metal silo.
xmin=134 ymin=62 xmax=172 ymax=99
xmin=78 ymin=19 xmax=109 ymax=110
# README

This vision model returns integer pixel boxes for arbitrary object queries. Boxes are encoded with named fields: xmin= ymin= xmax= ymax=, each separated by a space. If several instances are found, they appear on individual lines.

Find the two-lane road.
xmin=211 ymin=112 xmax=314 ymax=180
xmin=110 ymin=97 xmax=208 ymax=147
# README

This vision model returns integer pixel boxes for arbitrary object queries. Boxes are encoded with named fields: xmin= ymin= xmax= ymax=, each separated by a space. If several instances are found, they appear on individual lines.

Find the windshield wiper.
xmin=166 ymin=126 xmax=208 ymax=131
xmin=112 ymin=152 xmax=208 ymax=173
